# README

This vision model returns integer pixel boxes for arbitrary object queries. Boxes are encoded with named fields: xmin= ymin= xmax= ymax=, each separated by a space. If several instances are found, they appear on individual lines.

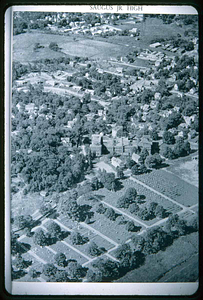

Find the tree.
xmin=39 ymin=203 xmax=52 ymax=215
xmin=101 ymin=172 xmax=116 ymax=191
xmin=49 ymin=42 xmax=59 ymax=51
xmin=129 ymin=203 xmax=139 ymax=214
xmin=145 ymin=154 xmax=162 ymax=169
xmin=138 ymin=207 xmax=151 ymax=220
xmin=175 ymin=219 xmax=187 ymax=236
xmin=13 ymin=253 xmax=31 ymax=269
xmin=95 ymin=203 xmax=106 ymax=214
xmin=117 ymin=195 xmax=131 ymax=209
xmin=70 ymin=231 xmax=87 ymax=245
xmin=131 ymin=235 xmax=145 ymax=252
xmin=28 ymin=268 xmax=38 ymax=278
xmin=67 ymin=261 xmax=86 ymax=279
xmin=46 ymin=221 xmax=62 ymax=239
xmin=187 ymin=215 xmax=198 ymax=231
xmin=155 ymin=205 xmax=166 ymax=218
xmin=43 ymin=263 xmax=58 ymax=278
xmin=104 ymin=207 xmax=117 ymax=221
xmin=86 ymin=269 xmax=103 ymax=282
xmin=58 ymin=197 xmax=81 ymax=221
xmin=33 ymin=229 xmax=47 ymax=247
xmin=174 ymin=139 xmax=191 ymax=157
xmin=14 ymin=215 xmax=33 ymax=230
xmin=168 ymin=214 xmax=179 ymax=227
xmin=150 ymin=129 xmax=159 ymax=140
xmin=125 ymin=187 xmax=137 ymax=201
xmin=143 ymin=226 xmax=169 ymax=254
xmin=160 ymin=145 xmax=175 ymax=159
xmin=126 ymin=220 xmax=137 ymax=232
xmin=117 ymin=167 xmax=124 ymax=179
xmin=92 ymin=258 xmax=119 ymax=281
xmin=139 ymin=148 xmax=149 ymax=163
xmin=125 ymin=158 xmax=136 ymax=169
xmin=163 ymin=131 xmax=175 ymax=145
xmin=54 ymin=270 xmax=70 ymax=282
xmin=117 ymin=215 xmax=127 ymax=225
xmin=91 ymin=176 xmax=100 ymax=191
xmin=114 ymin=244 xmax=131 ymax=260
xmin=54 ymin=252 xmax=67 ymax=267
xmin=131 ymin=163 xmax=147 ymax=175
xmin=87 ymin=241 xmax=102 ymax=257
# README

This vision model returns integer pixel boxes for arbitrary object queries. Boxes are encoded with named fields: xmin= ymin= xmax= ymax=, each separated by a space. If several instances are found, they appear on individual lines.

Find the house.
xmin=25 ymin=103 xmax=38 ymax=114
xmin=129 ymin=28 xmax=138 ymax=33
xmin=111 ymin=157 xmax=122 ymax=168
xmin=98 ymin=110 xmax=104 ymax=117
xmin=149 ymin=42 xmax=161 ymax=48
xmin=90 ymin=134 xmax=103 ymax=156
xmin=67 ymin=118 xmax=77 ymax=129
xmin=40 ymin=191 xmax=49 ymax=197
xmin=61 ymin=137 xmax=71 ymax=145
xmin=132 ymin=153 xmax=140 ymax=163
xmin=154 ymin=92 xmax=161 ymax=100
xmin=183 ymin=115 xmax=195 ymax=126
xmin=112 ymin=125 xmax=123 ymax=138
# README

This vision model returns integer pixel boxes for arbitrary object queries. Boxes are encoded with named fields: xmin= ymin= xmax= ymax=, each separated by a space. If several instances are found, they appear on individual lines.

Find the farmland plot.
xmin=134 ymin=170 xmax=198 ymax=207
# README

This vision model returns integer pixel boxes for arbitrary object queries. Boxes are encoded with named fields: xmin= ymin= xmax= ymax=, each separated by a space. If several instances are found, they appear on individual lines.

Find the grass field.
xmin=115 ymin=232 xmax=198 ymax=283
xmin=105 ymin=17 xmax=185 ymax=51
xmin=94 ymin=179 xmax=181 ymax=226
xmin=13 ymin=32 xmax=134 ymax=62
xmin=134 ymin=170 xmax=198 ymax=207
xmin=165 ymin=157 xmax=198 ymax=188
xmin=13 ymin=17 xmax=182 ymax=63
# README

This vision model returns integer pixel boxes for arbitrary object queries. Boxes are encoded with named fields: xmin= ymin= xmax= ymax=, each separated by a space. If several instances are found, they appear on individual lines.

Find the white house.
xmin=132 ymin=153 xmax=140 ymax=163
xmin=111 ymin=157 xmax=122 ymax=168
xmin=149 ymin=42 xmax=161 ymax=48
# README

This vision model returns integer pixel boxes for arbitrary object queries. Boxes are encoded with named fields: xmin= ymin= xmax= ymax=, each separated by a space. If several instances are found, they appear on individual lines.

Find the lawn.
xmin=166 ymin=157 xmax=198 ymax=188
xmin=50 ymin=240 xmax=88 ymax=265
xmin=13 ymin=32 xmax=134 ymax=62
xmin=88 ymin=211 xmax=136 ymax=244
xmin=115 ymin=232 xmax=198 ymax=282
xmin=11 ymin=190 xmax=43 ymax=218
xmin=133 ymin=170 xmax=198 ymax=207
xmin=94 ymin=180 xmax=181 ymax=227
xmin=32 ymin=245 xmax=56 ymax=264
xmin=105 ymin=17 xmax=185 ymax=53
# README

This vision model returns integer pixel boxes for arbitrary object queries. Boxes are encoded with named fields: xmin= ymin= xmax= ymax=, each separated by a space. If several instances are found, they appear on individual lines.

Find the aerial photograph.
xmin=10 ymin=10 xmax=199 ymax=284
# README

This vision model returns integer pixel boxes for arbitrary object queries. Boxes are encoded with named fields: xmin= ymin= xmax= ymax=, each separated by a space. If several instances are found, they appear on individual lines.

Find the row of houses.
xmin=90 ymin=133 xmax=162 ymax=157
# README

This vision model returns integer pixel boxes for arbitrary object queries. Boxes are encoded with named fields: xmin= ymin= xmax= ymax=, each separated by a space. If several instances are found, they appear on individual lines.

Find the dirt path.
xmin=129 ymin=176 xmax=192 ymax=211
xmin=61 ymin=240 xmax=91 ymax=261
xmin=80 ymin=222 xmax=119 ymax=247
xmin=101 ymin=200 xmax=149 ymax=228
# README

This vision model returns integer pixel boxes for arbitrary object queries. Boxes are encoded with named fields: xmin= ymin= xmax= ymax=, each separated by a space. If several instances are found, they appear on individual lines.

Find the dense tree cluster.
xmin=117 ymin=187 xmax=137 ymax=209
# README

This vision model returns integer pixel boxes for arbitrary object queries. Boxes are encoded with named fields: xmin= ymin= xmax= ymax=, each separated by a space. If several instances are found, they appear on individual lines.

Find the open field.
xmin=158 ymin=254 xmax=198 ymax=282
xmin=165 ymin=156 xmax=198 ymax=188
xmin=13 ymin=32 xmax=134 ymax=62
xmin=11 ymin=190 xmax=44 ymax=218
xmin=115 ymin=232 xmax=198 ymax=282
xmin=105 ymin=17 xmax=185 ymax=52
xmin=134 ymin=170 xmax=198 ymax=207
xmin=94 ymin=179 xmax=182 ymax=226
xmin=13 ymin=17 xmax=182 ymax=63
